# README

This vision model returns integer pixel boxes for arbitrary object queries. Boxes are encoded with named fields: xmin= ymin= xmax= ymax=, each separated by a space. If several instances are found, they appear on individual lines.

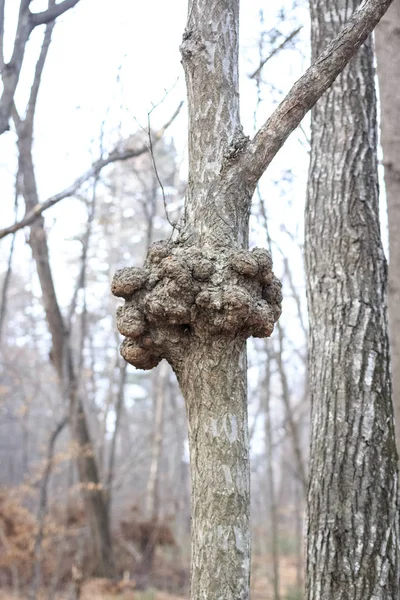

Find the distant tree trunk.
xmin=375 ymin=0 xmax=400 ymax=447
xmin=264 ymin=355 xmax=280 ymax=600
xmin=17 ymin=125 xmax=115 ymax=577
xmin=146 ymin=362 xmax=168 ymax=520
xmin=305 ymin=1 xmax=400 ymax=598
xmin=275 ymin=322 xmax=307 ymax=494
xmin=293 ymin=480 xmax=303 ymax=591
xmin=141 ymin=361 xmax=168 ymax=580
xmin=29 ymin=419 xmax=67 ymax=600
xmin=106 ymin=359 xmax=127 ymax=515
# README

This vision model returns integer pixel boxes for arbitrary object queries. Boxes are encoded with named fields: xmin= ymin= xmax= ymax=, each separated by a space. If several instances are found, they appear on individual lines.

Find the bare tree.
xmin=112 ymin=0 xmax=396 ymax=597
xmin=12 ymin=6 xmax=115 ymax=578
xmin=305 ymin=0 xmax=399 ymax=597
xmin=0 ymin=0 xmax=81 ymax=135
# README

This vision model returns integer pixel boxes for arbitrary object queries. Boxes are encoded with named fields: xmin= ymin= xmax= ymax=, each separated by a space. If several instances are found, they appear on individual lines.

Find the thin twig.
xmin=26 ymin=5 xmax=56 ymax=124
xmin=249 ymin=26 xmax=302 ymax=80
xmin=0 ymin=170 xmax=20 ymax=345
xmin=240 ymin=0 xmax=395 ymax=186
xmin=0 ymin=102 xmax=183 ymax=240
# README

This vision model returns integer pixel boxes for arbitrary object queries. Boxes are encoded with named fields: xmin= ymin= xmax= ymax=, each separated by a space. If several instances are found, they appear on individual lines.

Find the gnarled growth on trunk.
xmin=113 ymin=244 xmax=282 ymax=371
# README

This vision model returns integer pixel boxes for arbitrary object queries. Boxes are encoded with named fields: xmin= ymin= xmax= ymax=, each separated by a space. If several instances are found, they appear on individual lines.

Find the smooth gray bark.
xmin=375 ymin=0 xmax=400 ymax=447
xmin=305 ymin=1 xmax=400 ymax=598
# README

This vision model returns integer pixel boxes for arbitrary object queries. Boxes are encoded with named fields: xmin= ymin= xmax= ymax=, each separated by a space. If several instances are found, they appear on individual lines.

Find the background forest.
xmin=0 ymin=0 xmax=389 ymax=598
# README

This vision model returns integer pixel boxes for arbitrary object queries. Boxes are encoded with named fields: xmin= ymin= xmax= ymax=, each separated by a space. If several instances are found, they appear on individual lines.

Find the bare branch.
xmin=147 ymin=110 xmax=177 ymax=231
xmin=249 ymin=26 xmax=302 ymax=80
xmin=10 ymin=102 xmax=22 ymax=130
xmin=0 ymin=0 xmax=77 ymax=134
xmin=26 ymin=12 xmax=56 ymax=123
xmin=0 ymin=2 xmax=34 ymax=134
xmin=30 ymin=0 xmax=80 ymax=26
xmin=0 ymin=171 xmax=19 ymax=345
xmin=239 ymin=0 xmax=394 ymax=187
xmin=0 ymin=0 xmax=5 ymax=67
xmin=0 ymin=103 xmax=184 ymax=240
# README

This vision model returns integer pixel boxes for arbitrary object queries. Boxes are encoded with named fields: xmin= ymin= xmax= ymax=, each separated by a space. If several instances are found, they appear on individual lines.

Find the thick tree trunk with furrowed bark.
xmin=305 ymin=1 xmax=400 ymax=598
xmin=375 ymin=0 xmax=400 ymax=447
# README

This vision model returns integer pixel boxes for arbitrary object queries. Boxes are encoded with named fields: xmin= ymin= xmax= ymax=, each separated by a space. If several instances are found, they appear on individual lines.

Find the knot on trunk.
xmin=112 ymin=240 xmax=282 ymax=370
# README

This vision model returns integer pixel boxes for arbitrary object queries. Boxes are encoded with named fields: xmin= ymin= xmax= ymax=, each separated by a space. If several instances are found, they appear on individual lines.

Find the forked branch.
xmin=239 ymin=0 xmax=394 ymax=186
xmin=30 ymin=0 xmax=80 ymax=26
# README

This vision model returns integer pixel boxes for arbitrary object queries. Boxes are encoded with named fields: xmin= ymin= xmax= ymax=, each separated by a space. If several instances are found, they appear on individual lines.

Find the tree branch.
xmin=249 ymin=26 xmax=302 ymax=81
xmin=0 ymin=2 xmax=34 ymax=134
xmin=0 ymin=102 xmax=183 ymax=240
xmin=0 ymin=172 xmax=19 ymax=345
xmin=0 ymin=0 xmax=5 ymax=67
xmin=239 ymin=0 xmax=394 ymax=187
xmin=30 ymin=0 xmax=80 ymax=26
xmin=26 ymin=6 xmax=56 ymax=124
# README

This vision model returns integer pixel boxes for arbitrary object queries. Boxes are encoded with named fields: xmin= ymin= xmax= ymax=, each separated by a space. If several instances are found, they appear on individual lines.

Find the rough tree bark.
xmin=375 ymin=1 xmax=400 ymax=446
xmin=305 ymin=1 xmax=400 ymax=598
xmin=112 ymin=0 xmax=396 ymax=597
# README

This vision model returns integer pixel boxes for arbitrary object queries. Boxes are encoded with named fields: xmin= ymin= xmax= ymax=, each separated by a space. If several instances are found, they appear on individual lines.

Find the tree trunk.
xmin=106 ymin=360 xmax=127 ymax=515
xmin=375 ymin=0 xmax=400 ymax=447
xmin=17 ymin=124 xmax=115 ymax=578
xmin=141 ymin=361 xmax=168 ymax=581
xmin=176 ymin=340 xmax=250 ymax=599
xmin=275 ymin=322 xmax=307 ymax=495
xmin=112 ymin=1 xmax=282 ymax=596
xmin=263 ymin=355 xmax=280 ymax=600
xmin=305 ymin=1 xmax=400 ymax=598
xmin=145 ymin=361 xmax=168 ymax=521
xmin=29 ymin=419 xmax=67 ymax=600
xmin=112 ymin=1 xmax=397 ymax=598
